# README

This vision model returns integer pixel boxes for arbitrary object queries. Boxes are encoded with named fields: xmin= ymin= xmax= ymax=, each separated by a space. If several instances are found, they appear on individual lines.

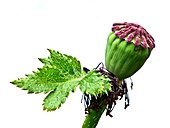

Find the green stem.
xmin=82 ymin=96 xmax=107 ymax=128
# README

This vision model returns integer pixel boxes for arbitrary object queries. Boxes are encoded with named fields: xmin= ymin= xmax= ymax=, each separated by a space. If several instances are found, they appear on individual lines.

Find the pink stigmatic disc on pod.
xmin=112 ymin=22 xmax=155 ymax=50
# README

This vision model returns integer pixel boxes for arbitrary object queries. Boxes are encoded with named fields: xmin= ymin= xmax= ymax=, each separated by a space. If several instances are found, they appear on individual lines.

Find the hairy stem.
xmin=82 ymin=95 xmax=107 ymax=128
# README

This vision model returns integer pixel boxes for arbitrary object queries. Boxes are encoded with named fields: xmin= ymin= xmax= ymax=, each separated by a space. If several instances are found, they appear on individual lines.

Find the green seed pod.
xmin=105 ymin=22 xmax=155 ymax=80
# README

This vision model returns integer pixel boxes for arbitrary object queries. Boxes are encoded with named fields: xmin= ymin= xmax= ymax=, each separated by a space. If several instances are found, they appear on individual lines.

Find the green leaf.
xmin=11 ymin=49 xmax=84 ymax=110
xmin=43 ymin=80 xmax=79 ymax=111
xmin=11 ymin=49 xmax=111 ymax=111
xmin=79 ymin=70 xmax=111 ymax=96
xmin=11 ymin=49 xmax=82 ymax=94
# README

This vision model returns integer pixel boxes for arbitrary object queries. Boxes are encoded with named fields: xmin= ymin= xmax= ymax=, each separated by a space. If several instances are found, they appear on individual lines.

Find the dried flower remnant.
xmin=82 ymin=63 xmax=131 ymax=117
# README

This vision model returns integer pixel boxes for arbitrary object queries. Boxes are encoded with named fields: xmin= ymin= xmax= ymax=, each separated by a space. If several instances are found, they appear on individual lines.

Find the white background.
xmin=0 ymin=0 xmax=169 ymax=128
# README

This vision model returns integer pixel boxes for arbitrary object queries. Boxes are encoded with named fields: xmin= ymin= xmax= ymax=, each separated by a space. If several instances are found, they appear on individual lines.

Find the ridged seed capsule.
xmin=105 ymin=22 xmax=155 ymax=80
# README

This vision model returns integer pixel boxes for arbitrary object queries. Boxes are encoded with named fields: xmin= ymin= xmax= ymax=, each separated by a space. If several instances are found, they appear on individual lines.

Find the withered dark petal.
xmin=82 ymin=63 xmax=131 ymax=117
